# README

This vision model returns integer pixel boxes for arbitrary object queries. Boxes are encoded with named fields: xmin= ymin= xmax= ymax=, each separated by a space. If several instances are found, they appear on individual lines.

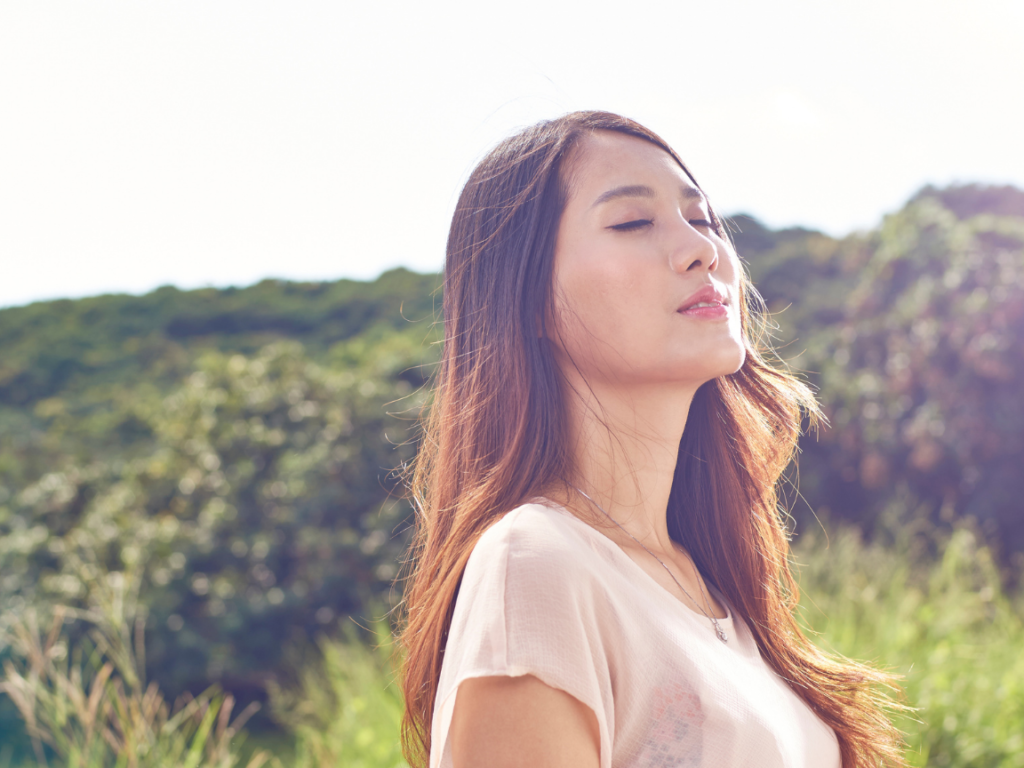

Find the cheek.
xmin=719 ymin=245 xmax=743 ymax=287
xmin=553 ymin=247 xmax=644 ymax=339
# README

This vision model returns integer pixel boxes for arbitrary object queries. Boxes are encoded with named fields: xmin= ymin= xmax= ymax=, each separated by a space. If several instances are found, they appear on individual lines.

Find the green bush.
xmin=757 ymin=194 xmax=1024 ymax=555
xmin=1 ymin=337 xmax=427 ymax=701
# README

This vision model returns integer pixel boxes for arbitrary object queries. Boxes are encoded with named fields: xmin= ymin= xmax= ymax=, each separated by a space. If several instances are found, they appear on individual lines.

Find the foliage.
xmin=795 ymin=516 xmax=1024 ymax=767
xmin=1 ymin=332 xmax=432 ymax=704
xmin=5 ymin=517 xmax=1018 ymax=768
xmin=267 ymin=623 xmax=406 ymax=768
xmin=813 ymin=201 xmax=1023 ymax=552
xmin=0 ymin=570 xmax=267 ymax=768
xmin=910 ymin=184 xmax=1024 ymax=220
xmin=0 ymin=268 xmax=438 ymax=409
xmin=739 ymin=186 xmax=1024 ymax=567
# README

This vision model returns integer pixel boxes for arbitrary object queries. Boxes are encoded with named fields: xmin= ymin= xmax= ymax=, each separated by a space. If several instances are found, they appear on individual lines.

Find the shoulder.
xmin=436 ymin=503 xmax=616 ymax=768
xmin=470 ymin=501 xmax=597 ymax=566
xmin=463 ymin=500 xmax=605 ymax=590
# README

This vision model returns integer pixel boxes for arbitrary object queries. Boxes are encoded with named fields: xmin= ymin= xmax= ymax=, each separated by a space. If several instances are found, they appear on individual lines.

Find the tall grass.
xmin=0 ymin=573 xmax=268 ymax=768
xmin=3 ymin=523 xmax=1021 ymax=767
xmin=795 ymin=523 xmax=1024 ymax=767
xmin=267 ymin=622 xmax=406 ymax=768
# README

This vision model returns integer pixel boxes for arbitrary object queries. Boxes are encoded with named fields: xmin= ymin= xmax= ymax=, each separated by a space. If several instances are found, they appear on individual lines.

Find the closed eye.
xmin=609 ymin=219 xmax=653 ymax=232
xmin=689 ymin=219 xmax=714 ymax=229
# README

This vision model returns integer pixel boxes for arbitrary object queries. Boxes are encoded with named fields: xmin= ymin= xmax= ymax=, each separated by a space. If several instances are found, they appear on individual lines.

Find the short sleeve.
xmin=429 ymin=504 xmax=615 ymax=768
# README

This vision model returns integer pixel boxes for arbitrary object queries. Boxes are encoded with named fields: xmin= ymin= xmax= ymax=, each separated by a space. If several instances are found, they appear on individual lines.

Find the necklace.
xmin=572 ymin=486 xmax=729 ymax=643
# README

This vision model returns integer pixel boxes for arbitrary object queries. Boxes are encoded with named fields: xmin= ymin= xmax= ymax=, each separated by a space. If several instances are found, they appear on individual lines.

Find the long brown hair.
xmin=398 ymin=111 xmax=905 ymax=768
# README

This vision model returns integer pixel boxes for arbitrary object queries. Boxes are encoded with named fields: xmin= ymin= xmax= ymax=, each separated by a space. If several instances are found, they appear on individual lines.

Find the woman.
xmin=398 ymin=111 xmax=904 ymax=768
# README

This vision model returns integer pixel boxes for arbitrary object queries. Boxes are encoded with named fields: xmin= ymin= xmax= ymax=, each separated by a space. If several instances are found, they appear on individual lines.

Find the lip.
xmin=677 ymin=284 xmax=730 ymax=318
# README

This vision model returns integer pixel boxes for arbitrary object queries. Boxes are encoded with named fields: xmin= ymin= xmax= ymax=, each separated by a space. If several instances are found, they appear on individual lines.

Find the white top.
xmin=430 ymin=500 xmax=840 ymax=768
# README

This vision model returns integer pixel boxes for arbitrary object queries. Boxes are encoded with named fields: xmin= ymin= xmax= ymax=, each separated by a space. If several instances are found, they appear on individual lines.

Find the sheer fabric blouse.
xmin=430 ymin=500 xmax=840 ymax=768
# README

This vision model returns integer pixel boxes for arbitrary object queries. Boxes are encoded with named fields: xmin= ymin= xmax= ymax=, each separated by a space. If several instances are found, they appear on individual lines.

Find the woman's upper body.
xmin=398 ymin=111 xmax=906 ymax=768
xmin=432 ymin=500 xmax=840 ymax=768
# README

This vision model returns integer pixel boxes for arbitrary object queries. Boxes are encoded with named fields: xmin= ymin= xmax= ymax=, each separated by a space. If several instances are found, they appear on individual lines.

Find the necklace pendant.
xmin=714 ymin=624 xmax=729 ymax=643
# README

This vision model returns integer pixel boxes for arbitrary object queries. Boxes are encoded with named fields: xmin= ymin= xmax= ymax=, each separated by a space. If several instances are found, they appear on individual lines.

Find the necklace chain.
xmin=572 ymin=486 xmax=729 ymax=643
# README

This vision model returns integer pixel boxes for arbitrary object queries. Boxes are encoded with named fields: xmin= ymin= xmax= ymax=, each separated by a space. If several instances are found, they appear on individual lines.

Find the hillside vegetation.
xmin=1 ymin=184 xmax=1022 ymax=766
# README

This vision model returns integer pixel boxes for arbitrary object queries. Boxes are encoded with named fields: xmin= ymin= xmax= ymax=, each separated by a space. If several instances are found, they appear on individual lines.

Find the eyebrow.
xmin=590 ymin=183 xmax=705 ymax=209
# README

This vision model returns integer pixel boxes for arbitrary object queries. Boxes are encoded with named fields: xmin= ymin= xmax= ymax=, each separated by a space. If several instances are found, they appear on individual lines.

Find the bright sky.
xmin=2 ymin=0 xmax=1022 ymax=308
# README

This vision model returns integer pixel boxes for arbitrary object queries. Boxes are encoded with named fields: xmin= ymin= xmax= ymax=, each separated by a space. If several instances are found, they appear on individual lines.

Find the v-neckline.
xmin=540 ymin=499 xmax=735 ymax=634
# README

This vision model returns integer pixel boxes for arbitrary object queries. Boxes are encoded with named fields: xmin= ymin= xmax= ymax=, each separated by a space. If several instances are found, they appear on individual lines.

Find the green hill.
xmin=0 ymin=267 xmax=439 ymax=406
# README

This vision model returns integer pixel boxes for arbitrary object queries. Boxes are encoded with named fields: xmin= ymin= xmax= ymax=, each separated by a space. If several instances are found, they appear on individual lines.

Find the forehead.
xmin=565 ymin=130 xmax=694 ymax=203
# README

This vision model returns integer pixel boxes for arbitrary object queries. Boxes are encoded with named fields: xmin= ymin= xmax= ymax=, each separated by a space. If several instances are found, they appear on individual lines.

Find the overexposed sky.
xmin=2 ymin=0 xmax=1022 ymax=308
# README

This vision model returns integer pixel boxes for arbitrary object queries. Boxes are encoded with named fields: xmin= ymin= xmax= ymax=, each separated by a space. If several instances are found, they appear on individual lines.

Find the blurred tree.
xmin=742 ymin=190 xmax=1024 ymax=571
xmin=910 ymin=183 xmax=1024 ymax=220
xmin=1 ymin=331 xmax=434 ymax=706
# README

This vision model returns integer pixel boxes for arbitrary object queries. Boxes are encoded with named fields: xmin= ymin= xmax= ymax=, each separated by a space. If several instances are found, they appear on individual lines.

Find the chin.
xmin=727 ymin=346 xmax=747 ymax=375
xmin=662 ymin=348 xmax=746 ymax=387
xmin=706 ymin=343 xmax=747 ymax=380
xmin=697 ymin=354 xmax=746 ymax=388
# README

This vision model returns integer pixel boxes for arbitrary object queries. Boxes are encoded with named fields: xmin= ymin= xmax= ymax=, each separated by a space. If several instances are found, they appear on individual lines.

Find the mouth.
xmin=677 ymin=285 xmax=730 ymax=317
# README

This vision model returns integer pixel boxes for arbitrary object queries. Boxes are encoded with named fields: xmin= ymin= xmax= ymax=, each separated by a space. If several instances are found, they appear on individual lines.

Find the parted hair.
xmin=397 ymin=111 xmax=906 ymax=768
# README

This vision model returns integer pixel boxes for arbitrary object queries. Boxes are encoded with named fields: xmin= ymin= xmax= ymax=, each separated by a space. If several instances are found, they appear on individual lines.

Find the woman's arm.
xmin=450 ymin=674 xmax=601 ymax=768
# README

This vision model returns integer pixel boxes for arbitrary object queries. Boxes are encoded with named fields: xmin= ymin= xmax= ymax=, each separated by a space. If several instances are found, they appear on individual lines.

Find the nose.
xmin=668 ymin=219 xmax=719 ymax=274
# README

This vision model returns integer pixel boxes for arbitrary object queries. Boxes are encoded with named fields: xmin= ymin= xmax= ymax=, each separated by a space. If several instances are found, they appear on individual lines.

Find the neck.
xmin=554 ymin=372 xmax=698 ymax=555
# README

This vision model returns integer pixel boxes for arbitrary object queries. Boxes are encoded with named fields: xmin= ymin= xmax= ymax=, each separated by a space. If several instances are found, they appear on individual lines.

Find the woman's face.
xmin=549 ymin=130 xmax=746 ymax=391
